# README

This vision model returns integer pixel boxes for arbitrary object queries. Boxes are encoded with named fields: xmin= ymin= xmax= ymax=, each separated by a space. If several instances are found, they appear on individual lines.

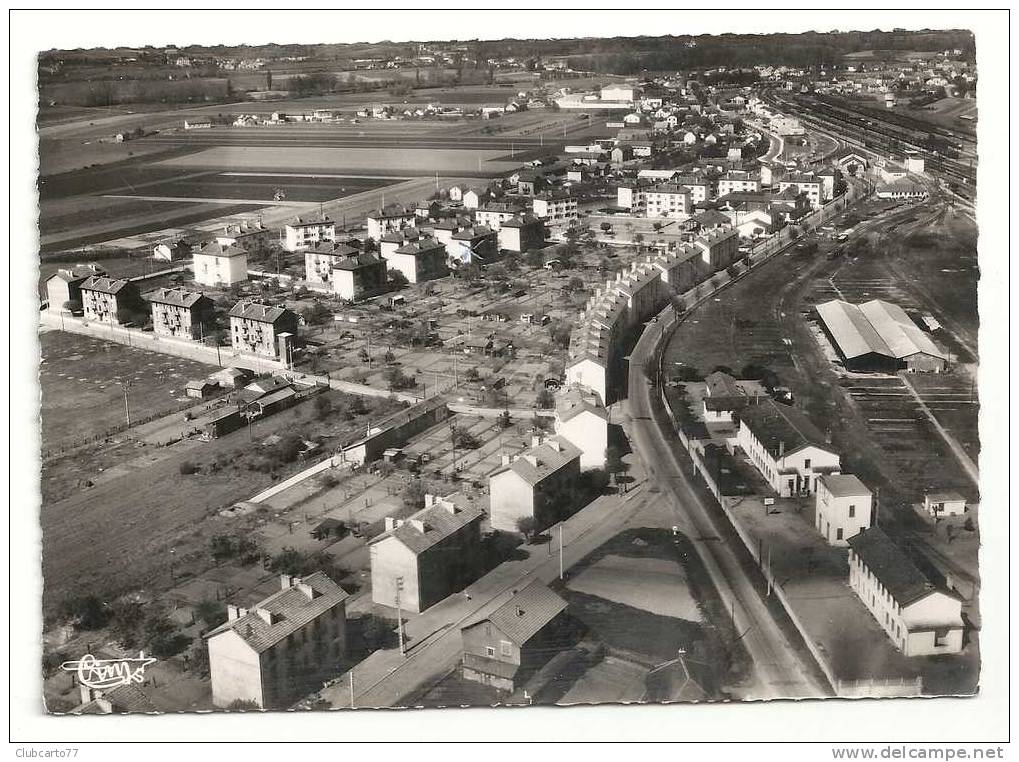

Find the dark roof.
xmin=332 ymin=251 xmax=384 ymax=271
xmin=847 ymin=528 xmax=939 ymax=606
xmin=489 ymin=436 xmax=582 ymax=486
xmin=501 ymin=213 xmax=542 ymax=228
xmin=206 ymin=572 xmax=348 ymax=653
xmin=197 ymin=240 xmax=247 ymax=259
xmin=704 ymin=371 xmax=742 ymax=398
xmin=476 ymin=581 xmax=568 ymax=646
xmin=229 ymin=300 xmax=294 ymax=324
xmin=394 ymin=238 xmax=445 ymax=256
xmin=145 ymin=286 xmax=207 ymax=309
xmin=307 ymin=240 xmax=359 ymax=257
xmin=81 ymin=275 xmax=132 ymax=295
xmin=288 ymin=214 xmax=332 ymax=227
xmin=371 ymin=493 xmax=483 ymax=556
xmin=737 ymin=398 xmax=832 ymax=459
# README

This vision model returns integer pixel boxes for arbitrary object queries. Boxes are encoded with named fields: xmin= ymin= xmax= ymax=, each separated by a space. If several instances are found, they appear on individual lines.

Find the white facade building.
xmin=815 ymin=473 xmax=873 ymax=546
xmin=847 ymin=528 xmax=964 ymax=656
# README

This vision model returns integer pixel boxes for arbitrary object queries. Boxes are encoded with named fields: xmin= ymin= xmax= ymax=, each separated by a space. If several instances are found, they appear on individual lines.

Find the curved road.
xmin=625 ymin=316 xmax=829 ymax=700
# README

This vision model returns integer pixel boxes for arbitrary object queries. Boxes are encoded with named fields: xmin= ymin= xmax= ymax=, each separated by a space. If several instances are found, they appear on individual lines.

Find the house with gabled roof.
xmin=489 ymin=434 xmax=582 ymax=533
xmin=145 ymin=286 xmax=214 ymax=340
xmin=284 ymin=213 xmax=335 ymax=252
xmin=553 ymin=385 xmax=609 ymax=470
xmin=80 ymin=276 xmax=141 ymax=325
xmin=193 ymin=240 xmax=248 ymax=286
xmin=461 ymin=581 xmax=571 ymax=692
xmin=734 ymin=397 xmax=841 ymax=497
xmin=45 ymin=263 xmax=106 ymax=311
xmin=228 ymin=300 xmax=300 ymax=359
xmin=206 ymin=572 xmax=349 ymax=708
xmin=369 ymin=492 xmax=484 ymax=613
xmin=847 ymin=527 xmax=964 ymax=656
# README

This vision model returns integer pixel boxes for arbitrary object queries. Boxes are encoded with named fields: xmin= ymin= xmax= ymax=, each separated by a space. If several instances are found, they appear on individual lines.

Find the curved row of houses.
xmin=565 ymin=225 xmax=739 ymax=404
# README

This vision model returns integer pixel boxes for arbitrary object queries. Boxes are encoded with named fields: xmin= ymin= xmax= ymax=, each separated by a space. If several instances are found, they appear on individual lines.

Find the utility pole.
xmin=395 ymin=577 xmax=406 ymax=657
xmin=558 ymin=524 xmax=564 ymax=580
xmin=122 ymin=382 xmax=132 ymax=427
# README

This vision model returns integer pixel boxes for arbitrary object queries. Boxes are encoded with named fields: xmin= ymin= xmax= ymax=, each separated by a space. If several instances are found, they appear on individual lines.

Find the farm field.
xmin=106 ymin=171 xmax=396 ymax=204
xmin=38 ymin=329 xmax=218 ymax=450
xmin=155 ymin=145 xmax=523 ymax=174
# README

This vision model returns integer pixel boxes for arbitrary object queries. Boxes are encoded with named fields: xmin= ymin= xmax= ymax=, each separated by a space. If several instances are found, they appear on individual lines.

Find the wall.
xmin=208 ymin=629 xmax=264 ymax=708
xmin=40 ymin=310 xmax=285 ymax=373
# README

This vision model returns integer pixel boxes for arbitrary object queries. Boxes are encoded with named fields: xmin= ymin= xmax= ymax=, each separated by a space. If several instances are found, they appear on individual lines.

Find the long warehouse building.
xmin=815 ymin=299 xmax=949 ymax=373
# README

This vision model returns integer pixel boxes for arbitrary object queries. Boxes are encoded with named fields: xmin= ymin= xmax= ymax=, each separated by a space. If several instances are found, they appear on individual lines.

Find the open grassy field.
xmin=39 ymin=330 xmax=218 ymax=450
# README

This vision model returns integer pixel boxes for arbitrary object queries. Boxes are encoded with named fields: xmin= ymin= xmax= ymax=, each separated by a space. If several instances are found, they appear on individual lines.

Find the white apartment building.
xmin=779 ymin=176 xmax=823 ymax=209
xmin=283 ymin=215 xmax=336 ymax=253
xmin=206 ymin=573 xmax=348 ymax=709
xmin=228 ymin=300 xmax=300 ymax=359
xmin=815 ymin=473 xmax=873 ymax=546
xmin=532 ymin=192 xmax=578 ymax=226
xmin=735 ymin=399 xmax=841 ymax=497
xmin=847 ymin=528 xmax=964 ymax=657
xmin=366 ymin=207 xmax=417 ymax=242
xmin=193 ymin=240 xmax=249 ymax=287
xmin=147 ymin=286 xmax=213 ymax=341
xmin=617 ymin=184 xmax=647 ymax=214
xmin=717 ymin=172 xmax=762 ymax=196
xmin=475 ymin=202 xmax=524 ymax=231
xmin=645 ymin=182 xmax=693 ymax=219
xmin=553 ymin=386 xmax=609 ymax=470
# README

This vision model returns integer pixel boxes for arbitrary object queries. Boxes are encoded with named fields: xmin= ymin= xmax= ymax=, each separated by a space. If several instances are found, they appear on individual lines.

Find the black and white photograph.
xmin=8 ymin=6 xmax=1011 ymax=756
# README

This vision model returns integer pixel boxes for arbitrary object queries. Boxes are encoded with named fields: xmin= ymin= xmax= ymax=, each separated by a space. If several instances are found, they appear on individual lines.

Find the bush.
xmin=314 ymin=395 xmax=332 ymax=419
xmin=536 ymin=388 xmax=555 ymax=409
xmin=195 ymin=599 xmax=228 ymax=629
xmin=60 ymin=595 xmax=109 ymax=630
xmin=179 ymin=460 xmax=199 ymax=475
xmin=402 ymin=479 xmax=426 ymax=510
xmin=516 ymin=516 xmax=539 ymax=541
xmin=209 ymin=534 xmax=260 ymax=565
xmin=265 ymin=547 xmax=302 ymax=576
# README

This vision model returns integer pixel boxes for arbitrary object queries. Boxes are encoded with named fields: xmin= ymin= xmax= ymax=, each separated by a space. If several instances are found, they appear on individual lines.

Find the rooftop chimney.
xmin=531 ymin=434 xmax=543 ymax=449
xmin=254 ymin=608 xmax=275 ymax=626
xmin=515 ymin=606 xmax=524 ymax=617
xmin=227 ymin=604 xmax=240 ymax=622
xmin=501 ymin=453 xmax=511 ymax=467
xmin=778 ymin=440 xmax=785 ymax=458
xmin=280 ymin=574 xmax=293 ymax=590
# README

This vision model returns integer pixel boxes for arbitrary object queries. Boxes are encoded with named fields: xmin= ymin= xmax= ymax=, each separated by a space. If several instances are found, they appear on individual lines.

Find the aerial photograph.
xmin=26 ymin=16 xmax=989 ymax=733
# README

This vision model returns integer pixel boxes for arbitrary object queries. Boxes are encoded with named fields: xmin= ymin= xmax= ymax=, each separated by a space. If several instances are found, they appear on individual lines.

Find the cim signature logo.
xmin=60 ymin=653 xmax=156 ymax=691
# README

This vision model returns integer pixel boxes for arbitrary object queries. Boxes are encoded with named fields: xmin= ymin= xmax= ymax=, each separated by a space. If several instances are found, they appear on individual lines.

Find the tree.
xmin=605 ymin=445 xmax=627 ymax=481
xmin=265 ymin=547 xmax=302 ymax=576
xmin=60 ymin=595 xmax=109 ymax=630
xmin=195 ymin=599 xmax=227 ymax=629
xmin=388 ymin=268 xmax=409 ymax=288
xmin=497 ymin=409 xmax=512 ymax=429
xmin=524 ymin=249 xmax=545 ymax=269
xmin=516 ymin=515 xmax=539 ymax=541
xmin=536 ymin=388 xmax=555 ymax=409
xmin=314 ymin=395 xmax=332 ymax=419
xmin=599 ymin=222 xmax=613 ymax=234
xmin=402 ymin=479 xmax=426 ymax=510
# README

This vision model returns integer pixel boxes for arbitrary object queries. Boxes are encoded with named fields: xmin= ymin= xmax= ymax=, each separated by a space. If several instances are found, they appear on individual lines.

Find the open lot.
xmin=39 ymin=329 xmax=217 ymax=450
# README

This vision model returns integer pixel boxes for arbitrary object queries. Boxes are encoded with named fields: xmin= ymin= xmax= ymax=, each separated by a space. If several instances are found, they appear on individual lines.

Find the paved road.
xmin=624 ymin=315 xmax=830 ymax=700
